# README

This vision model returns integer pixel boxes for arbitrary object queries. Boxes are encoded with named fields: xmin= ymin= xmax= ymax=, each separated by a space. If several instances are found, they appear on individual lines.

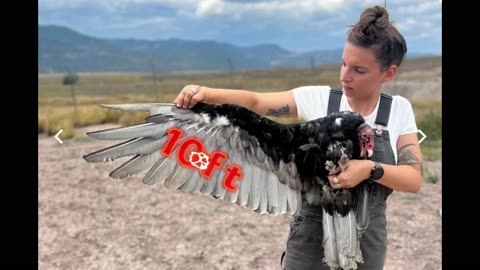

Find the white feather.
xmin=214 ymin=116 xmax=230 ymax=126
xmin=335 ymin=118 xmax=342 ymax=126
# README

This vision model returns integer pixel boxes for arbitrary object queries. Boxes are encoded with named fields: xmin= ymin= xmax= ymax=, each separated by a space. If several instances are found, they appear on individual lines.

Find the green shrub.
xmin=417 ymin=109 xmax=441 ymax=141
xmin=423 ymin=168 xmax=439 ymax=184
xmin=416 ymin=109 xmax=441 ymax=161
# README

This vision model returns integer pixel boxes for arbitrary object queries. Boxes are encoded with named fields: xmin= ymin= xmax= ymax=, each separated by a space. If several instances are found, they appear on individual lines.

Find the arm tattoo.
xmin=266 ymin=104 xmax=292 ymax=117
xmin=397 ymin=144 xmax=421 ymax=165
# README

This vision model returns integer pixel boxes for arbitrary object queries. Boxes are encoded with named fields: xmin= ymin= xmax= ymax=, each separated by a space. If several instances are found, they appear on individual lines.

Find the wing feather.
xmin=236 ymin=164 xmax=252 ymax=207
xmin=246 ymin=166 xmax=265 ymax=210
xmin=143 ymin=154 xmax=177 ymax=186
xmin=87 ymin=121 xmax=175 ymax=140
xmin=255 ymin=178 xmax=268 ymax=214
xmin=175 ymin=169 xmax=198 ymax=193
xmin=224 ymin=183 xmax=240 ymax=204
xmin=109 ymin=151 xmax=162 ymax=179
xmin=266 ymin=173 xmax=279 ymax=210
xmin=83 ymin=137 xmax=166 ymax=162
xmin=277 ymin=182 xmax=288 ymax=214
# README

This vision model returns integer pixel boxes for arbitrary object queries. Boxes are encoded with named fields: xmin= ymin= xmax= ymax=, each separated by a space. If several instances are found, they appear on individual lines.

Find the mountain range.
xmin=38 ymin=25 xmax=435 ymax=73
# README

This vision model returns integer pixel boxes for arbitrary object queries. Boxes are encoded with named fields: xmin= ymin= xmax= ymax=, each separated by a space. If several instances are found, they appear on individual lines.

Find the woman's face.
xmin=340 ymin=42 xmax=395 ymax=99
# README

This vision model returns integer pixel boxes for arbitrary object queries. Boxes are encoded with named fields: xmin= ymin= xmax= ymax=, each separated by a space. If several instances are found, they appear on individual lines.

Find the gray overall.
xmin=282 ymin=89 xmax=395 ymax=270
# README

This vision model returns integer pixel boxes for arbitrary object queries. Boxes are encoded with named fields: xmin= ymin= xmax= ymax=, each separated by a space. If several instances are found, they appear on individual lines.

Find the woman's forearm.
xmin=377 ymin=163 xmax=423 ymax=193
xmin=201 ymin=86 xmax=259 ymax=111
xmin=176 ymin=84 xmax=298 ymax=117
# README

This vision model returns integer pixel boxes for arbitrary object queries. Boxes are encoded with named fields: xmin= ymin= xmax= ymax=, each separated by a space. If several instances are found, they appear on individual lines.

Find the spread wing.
xmin=83 ymin=102 xmax=307 ymax=215
xmin=83 ymin=102 xmax=370 ymax=216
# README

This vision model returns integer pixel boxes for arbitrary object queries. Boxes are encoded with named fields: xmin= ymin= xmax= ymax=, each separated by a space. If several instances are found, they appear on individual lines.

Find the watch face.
xmin=371 ymin=162 xmax=384 ymax=180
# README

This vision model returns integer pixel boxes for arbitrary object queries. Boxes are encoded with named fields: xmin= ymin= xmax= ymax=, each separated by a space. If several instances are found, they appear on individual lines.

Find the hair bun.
xmin=359 ymin=5 xmax=389 ymax=38
xmin=372 ymin=6 xmax=389 ymax=30
xmin=347 ymin=5 xmax=407 ymax=69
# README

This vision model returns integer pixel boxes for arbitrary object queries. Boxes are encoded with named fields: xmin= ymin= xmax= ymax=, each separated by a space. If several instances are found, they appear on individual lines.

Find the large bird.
xmin=83 ymin=102 xmax=375 ymax=269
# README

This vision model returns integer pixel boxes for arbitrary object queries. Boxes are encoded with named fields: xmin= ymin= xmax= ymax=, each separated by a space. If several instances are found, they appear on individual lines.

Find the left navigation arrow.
xmin=55 ymin=129 xmax=63 ymax=144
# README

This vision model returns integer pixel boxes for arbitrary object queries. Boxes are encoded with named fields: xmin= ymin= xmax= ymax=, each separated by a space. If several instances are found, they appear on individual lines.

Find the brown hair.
xmin=347 ymin=5 xmax=407 ymax=70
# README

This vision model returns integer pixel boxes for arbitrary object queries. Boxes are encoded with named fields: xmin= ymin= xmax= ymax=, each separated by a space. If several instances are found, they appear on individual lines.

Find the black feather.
xmin=189 ymin=103 xmax=371 ymax=216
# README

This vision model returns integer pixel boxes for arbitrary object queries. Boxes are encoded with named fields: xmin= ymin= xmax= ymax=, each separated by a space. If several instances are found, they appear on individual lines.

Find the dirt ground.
xmin=39 ymin=125 xmax=441 ymax=270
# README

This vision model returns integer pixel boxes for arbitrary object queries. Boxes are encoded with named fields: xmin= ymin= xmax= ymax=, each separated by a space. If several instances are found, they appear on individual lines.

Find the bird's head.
xmin=357 ymin=123 xmax=374 ymax=159
xmin=325 ymin=111 xmax=373 ymax=160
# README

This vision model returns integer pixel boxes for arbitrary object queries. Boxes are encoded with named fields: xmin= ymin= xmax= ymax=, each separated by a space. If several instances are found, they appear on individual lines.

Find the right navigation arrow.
xmin=417 ymin=129 xmax=427 ymax=144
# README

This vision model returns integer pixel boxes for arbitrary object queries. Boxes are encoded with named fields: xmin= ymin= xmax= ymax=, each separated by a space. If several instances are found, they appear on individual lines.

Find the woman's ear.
xmin=382 ymin=65 xmax=398 ymax=83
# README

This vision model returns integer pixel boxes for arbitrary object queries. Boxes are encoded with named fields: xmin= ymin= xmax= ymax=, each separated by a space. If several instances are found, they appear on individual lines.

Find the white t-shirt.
xmin=292 ymin=85 xmax=418 ymax=163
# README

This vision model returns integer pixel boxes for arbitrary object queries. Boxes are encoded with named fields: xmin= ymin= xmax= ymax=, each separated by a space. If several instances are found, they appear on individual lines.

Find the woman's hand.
xmin=175 ymin=85 xmax=206 ymax=109
xmin=328 ymin=160 xmax=374 ymax=189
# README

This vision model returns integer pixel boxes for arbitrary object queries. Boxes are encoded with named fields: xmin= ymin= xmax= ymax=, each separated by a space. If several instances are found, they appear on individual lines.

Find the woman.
xmin=174 ymin=5 xmax=423 ymax=269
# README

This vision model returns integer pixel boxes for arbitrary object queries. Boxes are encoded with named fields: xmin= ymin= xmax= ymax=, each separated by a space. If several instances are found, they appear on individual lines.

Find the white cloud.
xmin=405 ymin=26 xmax=441 ymax=42
xmin=396 ymin=2 xmax=441 ymax=15
xmin=395 ymin=18 xmax=417 ymax=31
xmin=39 ymin=0 xmax=93 ymax=10
xmin=196 ymin=0 xmax=225 ymax=16
xmin=39 ymin=0 xmax=131 ymax=12
xmin=194 ymin=0 xmax=347 ymax=18
xmin=39 ymin=0 xmax=199 ymax=11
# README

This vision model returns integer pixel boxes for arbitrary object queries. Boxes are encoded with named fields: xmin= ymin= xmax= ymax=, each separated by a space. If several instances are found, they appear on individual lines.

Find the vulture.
xmin=83 ymin=102 xmax=375 ymax=270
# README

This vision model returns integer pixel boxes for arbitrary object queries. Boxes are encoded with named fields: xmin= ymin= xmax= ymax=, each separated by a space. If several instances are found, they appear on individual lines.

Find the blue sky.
xmin=38 ymin=0 xmax=442 ymax=55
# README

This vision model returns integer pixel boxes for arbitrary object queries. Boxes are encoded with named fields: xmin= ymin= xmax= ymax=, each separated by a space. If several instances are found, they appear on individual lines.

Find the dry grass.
xmin=39 ymin=57 xmax=441 ymax=159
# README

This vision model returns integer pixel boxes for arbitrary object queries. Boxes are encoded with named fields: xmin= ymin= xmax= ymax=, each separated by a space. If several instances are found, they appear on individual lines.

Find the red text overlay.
xmin=161 ymin=127 xmax=244 ymax=192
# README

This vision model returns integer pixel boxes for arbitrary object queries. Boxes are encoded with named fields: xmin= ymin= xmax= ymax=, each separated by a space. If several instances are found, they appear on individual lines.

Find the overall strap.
xmin=375 ymin=93 xmax=392 ymax=127
xmin=327 ymin=88 xmax=393 ymax=126
xmin=327 ymin=87 xmax=343 ymax=115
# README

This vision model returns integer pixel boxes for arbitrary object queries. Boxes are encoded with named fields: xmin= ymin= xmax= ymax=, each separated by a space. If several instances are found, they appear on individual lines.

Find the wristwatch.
xmin=369 ymin=161 xmax=384 ymax=181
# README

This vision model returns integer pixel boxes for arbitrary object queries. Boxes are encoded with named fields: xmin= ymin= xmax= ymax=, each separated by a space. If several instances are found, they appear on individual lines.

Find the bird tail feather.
xmin=334 ymin=211 xmax=363 ymax=269
xmin=322 ymin=208 xmax=340 ymax=269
